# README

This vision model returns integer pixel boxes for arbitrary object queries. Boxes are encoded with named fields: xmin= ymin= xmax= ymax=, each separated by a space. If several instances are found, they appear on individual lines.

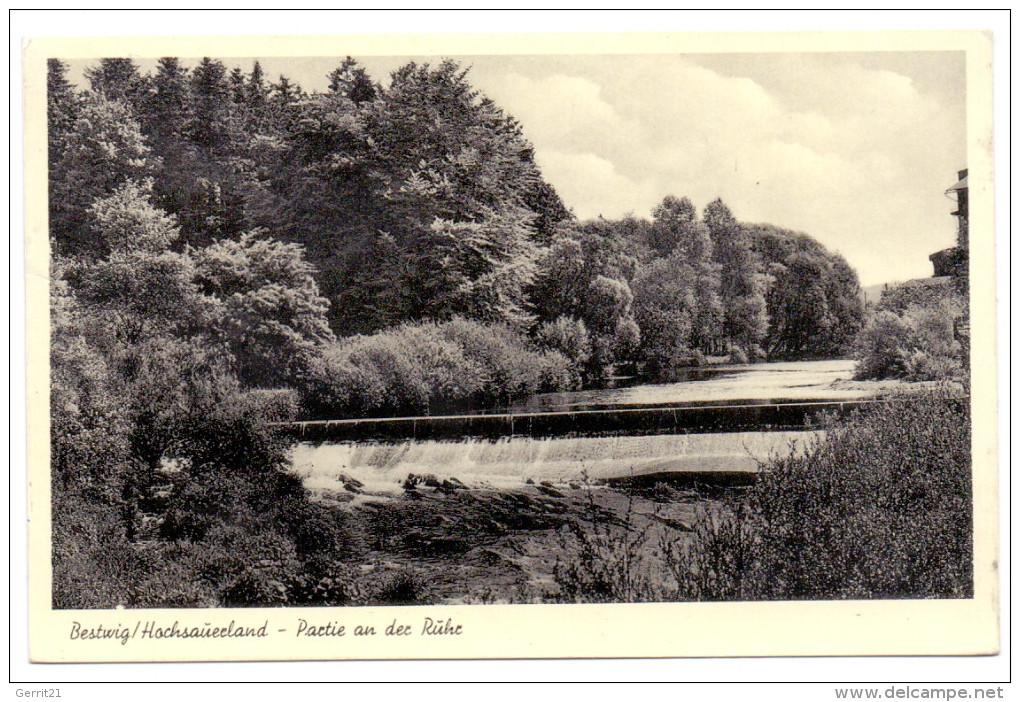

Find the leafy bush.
xmin=855 ymin=279 xmax=967 ymax=382
xmin=438 ymin=319 xmax=513 ymax=401
xmin=52 ymin=489 xmax=215 ymax=609
xmin=533 ymin=349 xmax=576 ymax=395
xmin=659 ymin=502 xmax=753 ymax=602
xmin=307 ymin=344 xmax=388 ymax=415
xmin=195 ymin=525 xmax=302 ymax=607
xmin=52 ymin=305 xmax=343 ymax=609
xmin=397 ymin=323 xmax=488 ymax=412
xmin=855 ymin=300 xmax=964 ymax=381
xmin=50 ymin=334 xmax=132 ymax=499
xmin=535 ymin=316 xmax=592 ymax=371
xmin=728 ymin=345 xmax=749 ymax=365
xmin=854 ymin=310 xmax=916 ymax=379
xmin=270 ymin=497 xmax=355 ymax=571
xmin=438 ymin=317 xmax=575 ymax=402
xmin=662 ymin=394 xmax=972 ymax=600
xmin=308 ymin=323 xmax=484 ymax=416
xmin=877 ymin=280 xmax=961 ymax=315
xmin=306 ymin=318 xmax=577 ymax=417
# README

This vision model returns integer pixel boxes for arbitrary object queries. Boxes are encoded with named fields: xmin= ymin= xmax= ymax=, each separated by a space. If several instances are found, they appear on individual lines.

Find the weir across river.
xmin=282 ymin=399 xmax=912 ymax=492
xmin=277 ymin=398 xmax=902 ymax=443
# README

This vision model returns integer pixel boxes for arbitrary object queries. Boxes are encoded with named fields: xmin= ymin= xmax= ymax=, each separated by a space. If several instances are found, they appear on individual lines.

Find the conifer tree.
xmin=189 ymin=58 xmax=234 ymax=153
xmin=47 ymin=59 xmax=79 ymax=170
xmin=327 ymin=56 xmax=377 ymax=103
xmin=162 ymin=58 xmax=250 ymax=245
xmin=237 ymin=61 xmax=272 ymax=133
xmin=248 ymin=61 xmax=266 ymax=102
xmin=228 ymin=66 xmax=247 ymax=104
xmin=140 ymin=57 xmax=191 ymax=146
xmin=83 ymin=58 xmax=143 ymax=108
xmin=267 ymin=75 xmax=303 ymax=132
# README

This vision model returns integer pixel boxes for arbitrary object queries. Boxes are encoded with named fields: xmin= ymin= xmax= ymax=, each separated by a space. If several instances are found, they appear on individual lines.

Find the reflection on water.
xmin=506 ymin=360 xmax=861 ymax=415
xmin=509 ymin=367 xmax=738 ymax=414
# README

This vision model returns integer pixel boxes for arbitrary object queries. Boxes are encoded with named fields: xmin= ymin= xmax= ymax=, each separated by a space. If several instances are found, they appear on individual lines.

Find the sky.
xmin=67 ymin=51 xmax=967 ymax=287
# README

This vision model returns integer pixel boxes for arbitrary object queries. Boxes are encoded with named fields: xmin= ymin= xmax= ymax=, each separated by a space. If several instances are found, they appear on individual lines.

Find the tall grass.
xmin=553 ymin=487 xmax=655 ymax=603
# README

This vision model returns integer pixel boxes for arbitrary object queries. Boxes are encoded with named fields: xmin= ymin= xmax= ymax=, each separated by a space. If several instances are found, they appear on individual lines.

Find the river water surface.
xmin=510 ymin=359 xmax=867 ymax=413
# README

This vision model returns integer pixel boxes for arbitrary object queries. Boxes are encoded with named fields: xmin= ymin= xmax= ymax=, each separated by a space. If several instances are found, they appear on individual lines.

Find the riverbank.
xmin=306 ymin=476 xmax=728 ymax=605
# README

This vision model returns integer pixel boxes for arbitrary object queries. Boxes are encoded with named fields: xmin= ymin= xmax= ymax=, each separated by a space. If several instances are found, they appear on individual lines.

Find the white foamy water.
xmin=289 ymin=431 xmax=822 ymax=494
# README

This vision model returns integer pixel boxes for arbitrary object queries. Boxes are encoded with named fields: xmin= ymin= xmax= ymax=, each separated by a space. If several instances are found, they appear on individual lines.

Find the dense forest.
xmin=48 ymin=56 xmax=865 ymax=607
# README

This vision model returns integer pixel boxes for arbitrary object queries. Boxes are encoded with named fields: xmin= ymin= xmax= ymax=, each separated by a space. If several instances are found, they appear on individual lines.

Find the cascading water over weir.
xmin=281 ymin=399 xmax=898 ymax=495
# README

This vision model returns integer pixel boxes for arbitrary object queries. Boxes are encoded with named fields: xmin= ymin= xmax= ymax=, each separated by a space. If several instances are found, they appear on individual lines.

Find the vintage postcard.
xmin=24 ymin=29 xmax=997 ymax=662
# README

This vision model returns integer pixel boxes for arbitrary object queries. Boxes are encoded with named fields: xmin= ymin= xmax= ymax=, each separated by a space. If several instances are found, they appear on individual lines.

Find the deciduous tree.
xmin=705 ymin=198 xmax=768 ymax=357
xmin=192 ymin=232 xmax=336 ymax=387
xmin=49 ymin=92 xmax=153 ymax=256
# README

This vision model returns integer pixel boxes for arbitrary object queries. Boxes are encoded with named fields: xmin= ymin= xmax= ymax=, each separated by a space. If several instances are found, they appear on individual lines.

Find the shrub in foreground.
xmin=551 ymin=394 xmax=972 ymax=603
xmin=552 ymin=491 xmax=654 ymax=603
xmin=664 ymin=394 xmax=972 ymax=600
xmin=51 ymin=336 xmax=355 ymax=609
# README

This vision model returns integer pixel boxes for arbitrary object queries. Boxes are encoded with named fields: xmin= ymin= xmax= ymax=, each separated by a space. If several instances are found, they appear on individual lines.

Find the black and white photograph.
xmin=22 ymin=25 xmax=999 ymax=664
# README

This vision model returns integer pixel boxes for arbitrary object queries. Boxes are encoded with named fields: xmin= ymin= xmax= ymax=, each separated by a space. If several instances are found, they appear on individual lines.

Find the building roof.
xmin=948 ymin=174 xmax=968 ymax=192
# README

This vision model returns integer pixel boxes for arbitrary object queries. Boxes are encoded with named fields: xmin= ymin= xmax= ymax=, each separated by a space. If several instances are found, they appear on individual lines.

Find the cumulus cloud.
xmin=535 ymin=150 xmax=659 ymax=219
xmin=461 ymin=53 xmax=967 ymax=286
xmin=496 ymin=73 xmax=625 ymax=146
